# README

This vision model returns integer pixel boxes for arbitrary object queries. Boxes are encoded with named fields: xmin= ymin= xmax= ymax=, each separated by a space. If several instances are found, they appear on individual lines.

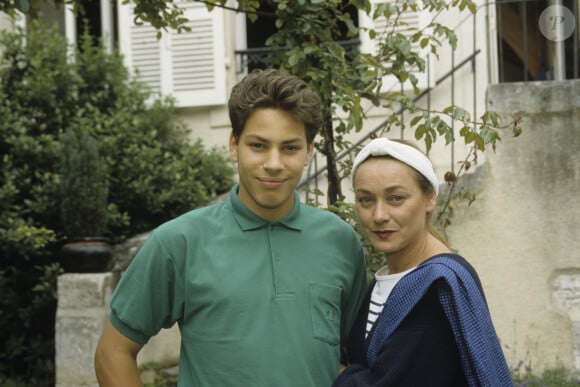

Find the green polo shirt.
xmin=110 ymin=185 xmax=367 ymax=386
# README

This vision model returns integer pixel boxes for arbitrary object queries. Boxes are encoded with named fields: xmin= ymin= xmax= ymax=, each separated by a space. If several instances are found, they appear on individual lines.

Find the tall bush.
xmin=60 ymin=127 xmax=109 ymax=239
xmin=0 ymin=20 xmax=234 ymax=385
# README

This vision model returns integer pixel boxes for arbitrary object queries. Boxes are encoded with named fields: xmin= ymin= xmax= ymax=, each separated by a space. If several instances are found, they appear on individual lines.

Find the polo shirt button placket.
xmin=268 ymin=223 xmax=278 ymax=294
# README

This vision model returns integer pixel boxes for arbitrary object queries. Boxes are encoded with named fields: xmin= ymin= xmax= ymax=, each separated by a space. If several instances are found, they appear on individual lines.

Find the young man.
xmin=94 ymin=69 xmax=368 ymax=386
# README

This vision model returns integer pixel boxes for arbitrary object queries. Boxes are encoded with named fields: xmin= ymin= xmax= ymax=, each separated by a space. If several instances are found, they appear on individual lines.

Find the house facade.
xmin=3 ymin=0 xmax=579 ymax=379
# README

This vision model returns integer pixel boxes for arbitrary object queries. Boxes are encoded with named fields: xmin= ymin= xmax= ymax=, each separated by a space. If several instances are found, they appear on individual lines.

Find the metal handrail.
xmin=232 ymin=0 xmax=579 ymax=199
xmin=297 ymin=49 xmax=482 ymax=191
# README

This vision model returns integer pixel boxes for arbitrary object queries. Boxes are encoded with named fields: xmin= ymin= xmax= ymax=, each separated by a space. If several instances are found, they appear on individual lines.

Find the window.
xmin=65 ymin=0 xmax=115 ymax=55
xmin=496 ymin=0 xmax=579 ymax=82
xmin=117 ymin=1 xmax=227 ymax=107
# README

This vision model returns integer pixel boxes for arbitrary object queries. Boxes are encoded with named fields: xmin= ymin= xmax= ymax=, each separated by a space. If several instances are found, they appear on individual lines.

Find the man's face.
xmin=229 ymin=108 xmax=314 ymax=221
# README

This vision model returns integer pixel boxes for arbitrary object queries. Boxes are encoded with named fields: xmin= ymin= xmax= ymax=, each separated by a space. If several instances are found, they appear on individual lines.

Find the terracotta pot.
xmin=60 ymin=237 xmax=113 ymax=273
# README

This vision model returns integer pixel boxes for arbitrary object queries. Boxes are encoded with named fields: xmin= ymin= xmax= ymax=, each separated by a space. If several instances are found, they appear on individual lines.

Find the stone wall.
xmin=55 ymin=273 xmax=113 ymax=387
xmin=552 ymin=271 xmax=580 ymax=369
xmin=55 ymin=234 xmax=181 ymax=386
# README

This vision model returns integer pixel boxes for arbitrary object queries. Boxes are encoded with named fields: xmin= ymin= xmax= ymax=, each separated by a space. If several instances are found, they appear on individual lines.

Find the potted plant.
xmin=59 ymin=126 xmax=112 ymax=273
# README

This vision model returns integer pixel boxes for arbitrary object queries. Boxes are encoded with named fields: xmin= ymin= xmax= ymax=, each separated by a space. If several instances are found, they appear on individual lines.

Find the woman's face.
xmin=354 ymin=157 xmax=436 ymax=256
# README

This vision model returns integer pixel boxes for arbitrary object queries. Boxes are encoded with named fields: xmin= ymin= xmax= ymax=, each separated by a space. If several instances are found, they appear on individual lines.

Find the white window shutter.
xmin=0 ymin=9 xmax=26 ymax=31
xmin=118 ymin=1 xmax=227 ymax=107
xmin=14 ymin=10 xmax=26 ymax=30
xmin=359 ymin=1 xmax=434 ymax=93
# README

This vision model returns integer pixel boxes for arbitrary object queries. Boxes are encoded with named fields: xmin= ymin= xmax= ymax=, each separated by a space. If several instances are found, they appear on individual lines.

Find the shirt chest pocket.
xmin=310 ymin=282 xmax=341 ymax=345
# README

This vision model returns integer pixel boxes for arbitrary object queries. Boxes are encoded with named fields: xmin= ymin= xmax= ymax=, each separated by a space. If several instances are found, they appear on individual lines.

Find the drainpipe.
xmin=551 ymin=0 xmax=566 ymax=81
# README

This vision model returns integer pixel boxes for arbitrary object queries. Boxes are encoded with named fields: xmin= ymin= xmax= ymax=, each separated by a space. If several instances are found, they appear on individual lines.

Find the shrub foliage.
xmin=0 ymin=20 xmax=234 ymax=384
xmin=60 ymin=127 xmax=110 ymax=238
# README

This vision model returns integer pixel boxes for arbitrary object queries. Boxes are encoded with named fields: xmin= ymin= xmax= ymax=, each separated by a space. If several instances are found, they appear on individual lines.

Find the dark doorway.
xmin=74 ymin=0 xmax=117 ymax=51
xmin=244 ymin=2 xmax=360 ymax=73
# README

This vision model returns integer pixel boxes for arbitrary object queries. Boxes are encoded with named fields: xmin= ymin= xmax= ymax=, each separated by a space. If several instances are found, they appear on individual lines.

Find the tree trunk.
xmin=322 ymin=109 xmax=343 ymax=205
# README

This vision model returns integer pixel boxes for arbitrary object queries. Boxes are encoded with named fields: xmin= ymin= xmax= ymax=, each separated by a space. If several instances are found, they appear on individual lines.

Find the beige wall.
xmin=299 ymin=81 xmax=580 ymax=373
xmin=445 ymin=81 xmax=580 ymax=372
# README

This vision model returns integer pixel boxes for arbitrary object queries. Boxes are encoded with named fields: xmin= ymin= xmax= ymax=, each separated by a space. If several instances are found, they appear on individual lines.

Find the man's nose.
xmin=263 ymin=149 xmax=284 ymax=171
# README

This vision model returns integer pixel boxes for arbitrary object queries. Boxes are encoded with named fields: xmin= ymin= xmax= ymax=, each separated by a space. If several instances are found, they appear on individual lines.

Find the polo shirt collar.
xmin=229 ymin=184 xmax=304 ymax=231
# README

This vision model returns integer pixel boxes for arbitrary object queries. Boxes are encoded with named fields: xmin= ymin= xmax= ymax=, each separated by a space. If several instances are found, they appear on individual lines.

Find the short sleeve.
xmin=109 ymin=230 xmax=184 ymax=344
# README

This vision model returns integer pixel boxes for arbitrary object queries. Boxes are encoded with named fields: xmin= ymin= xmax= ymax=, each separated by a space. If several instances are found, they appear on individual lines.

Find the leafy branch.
xmin=404 ymin=100 xmax=523 ymax=229
xmin=364 ymin=93 xmax=523 ymax=231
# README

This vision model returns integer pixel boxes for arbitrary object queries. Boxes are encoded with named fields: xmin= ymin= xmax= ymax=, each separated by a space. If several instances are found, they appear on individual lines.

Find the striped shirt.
xmin=366 ymin=266 xmax=415 ymax=338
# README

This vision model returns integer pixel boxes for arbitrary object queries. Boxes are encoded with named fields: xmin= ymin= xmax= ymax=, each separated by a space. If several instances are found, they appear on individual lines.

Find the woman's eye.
xmin=390 ymin=195 xmax=404 ymax=203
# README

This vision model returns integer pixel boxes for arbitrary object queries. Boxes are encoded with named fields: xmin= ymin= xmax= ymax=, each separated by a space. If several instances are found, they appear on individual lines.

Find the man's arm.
xmin=94 ymin=320 xmax=145 ymax=387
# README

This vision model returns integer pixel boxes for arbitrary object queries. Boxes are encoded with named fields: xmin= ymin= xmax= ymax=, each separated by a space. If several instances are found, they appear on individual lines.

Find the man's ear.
xmin=305 ymin=142 xmax=315 ymax=166
xmin=229 ymin=132 xmax=238 ymax=162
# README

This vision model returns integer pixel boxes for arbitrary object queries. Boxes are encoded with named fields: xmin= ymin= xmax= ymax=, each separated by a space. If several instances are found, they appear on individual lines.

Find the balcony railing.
xmin=234 ymin=38 xmax=361 ymax=75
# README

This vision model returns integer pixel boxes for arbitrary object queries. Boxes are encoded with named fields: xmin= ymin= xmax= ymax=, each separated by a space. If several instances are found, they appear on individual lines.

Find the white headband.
xmin=351 ymin=138 xmax=439 ymax=196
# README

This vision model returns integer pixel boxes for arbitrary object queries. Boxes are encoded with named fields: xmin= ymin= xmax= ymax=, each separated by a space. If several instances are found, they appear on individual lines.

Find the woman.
xmin=334 ymin=137 xmax=512 ymax=386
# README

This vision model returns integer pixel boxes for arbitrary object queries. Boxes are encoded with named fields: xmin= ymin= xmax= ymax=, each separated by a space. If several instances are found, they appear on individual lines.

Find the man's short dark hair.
xmin=228 ymin=69 xmax=322 ymax=144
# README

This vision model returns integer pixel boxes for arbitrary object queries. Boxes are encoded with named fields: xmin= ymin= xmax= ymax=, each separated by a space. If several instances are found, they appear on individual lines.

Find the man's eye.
xmin=357 ymin=196 xmax=372 ymax=205
xmin=284 ymin=145 xmax=298 ymax=152
xmin=250 ymin=143 xmax=264 ymax=150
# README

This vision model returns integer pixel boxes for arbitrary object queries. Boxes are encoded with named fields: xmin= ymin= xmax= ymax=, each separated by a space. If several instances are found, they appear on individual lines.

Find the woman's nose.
xmin=373 ymin=201 xmax=390 ymax=224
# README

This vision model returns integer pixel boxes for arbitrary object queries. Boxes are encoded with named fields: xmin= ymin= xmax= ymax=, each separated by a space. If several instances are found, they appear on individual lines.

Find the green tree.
xmin=0 ymin=20 xmax=234 ymax=384
xmin=120 ymin=0 xmax=521 ymax=208
xmin=1 ymin=0 xmax=522 ymax=211
xmin=59 ymin=127 xmax=110 ymax=238
xmin=111 ymin=0 xmax=522 ymax=273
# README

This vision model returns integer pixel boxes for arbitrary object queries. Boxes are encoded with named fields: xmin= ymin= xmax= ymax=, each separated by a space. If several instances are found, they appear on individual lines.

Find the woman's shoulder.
xmin=423 ymin=253 xmax=486 ymax=298
xmin=425 ymin=253 xmax=474 ymax=272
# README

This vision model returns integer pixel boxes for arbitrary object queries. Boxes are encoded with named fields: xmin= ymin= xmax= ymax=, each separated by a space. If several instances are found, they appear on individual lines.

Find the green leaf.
xmin=288 ymin=52 xmax=299 ymax=66
xmin=415 ymin=124 xmax=426 ymax=140
xmin=443 ymin=105 xmax=456 ymax=115
xmin=464 ymin=131 xmax=475 ymax=144
xmin=424 ymin=133 xmax=433 ymax=152
xmin=452 ymin=106 xmax=469 ymax=121
xmin=468 ymin=1 xmax=477 ymax=14
xmin=410 ymin=115 xmax=423 ymax=127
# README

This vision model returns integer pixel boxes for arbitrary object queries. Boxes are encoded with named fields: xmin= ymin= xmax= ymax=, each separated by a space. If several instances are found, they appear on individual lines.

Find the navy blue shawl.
xmin=367 ymin=255 xmax=512 ymax=386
